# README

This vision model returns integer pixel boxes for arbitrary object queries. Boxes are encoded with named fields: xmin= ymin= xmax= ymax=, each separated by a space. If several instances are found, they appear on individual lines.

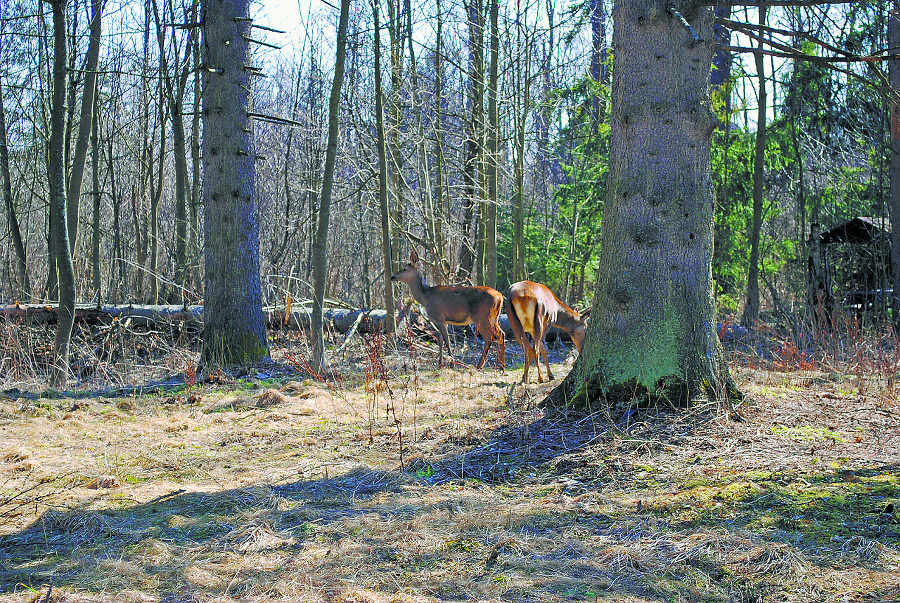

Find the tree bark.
xmin=65 ymin=0 xmax=103 ymax=256
xmin=0 ymin=41 xmax=31 ymax=301
xmin=200 ymin=0 xmax=268 ymax=367
xmin=91 ymin=86 xmax=101 ymax=299
xmin=484 ymin=0 xmax=499 ymax=289
xmin=374 ymin=0 xmax=396 ymax=336
xmin=890 ymin=2 xmax=900 ymax=334
xmin=548 ymin=0 xmax=733 ymax=409
xmin=431 ymin=0 xmax=448 ymax=284
xmin=310 ymin=0 xmax=350 ymax=371
xmin=741 ymin=2 xmax=767 ymax=328
xmin=458 ymin=0 xmax=484 ymax=281
xmin=49 ymin=0 xmax=76 ymax=387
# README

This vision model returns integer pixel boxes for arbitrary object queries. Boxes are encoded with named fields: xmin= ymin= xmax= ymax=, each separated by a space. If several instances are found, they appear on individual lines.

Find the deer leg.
xmin=540 ymin=338 xmax=553 ymax=381
xmin=475 ymin=324 xmax=492 ymax=369
xmin=524 ymin=335 xmax=541 ymax=383
xmin=437 ymin=322 xmax=452 ymax=367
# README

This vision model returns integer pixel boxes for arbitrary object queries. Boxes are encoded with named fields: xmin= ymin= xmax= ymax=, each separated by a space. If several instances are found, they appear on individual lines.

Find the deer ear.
xmin=580 ymin=308 xmax=592 ymax=319
xmin=410 ymin=249 xmax=419 ymax=264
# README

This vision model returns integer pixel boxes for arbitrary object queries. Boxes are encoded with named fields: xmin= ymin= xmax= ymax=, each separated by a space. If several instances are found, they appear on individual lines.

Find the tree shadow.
xmin=1 ymin=406 xmax=897 ymax=602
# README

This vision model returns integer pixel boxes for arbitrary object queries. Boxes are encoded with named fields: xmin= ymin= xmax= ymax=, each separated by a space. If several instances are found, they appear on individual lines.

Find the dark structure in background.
xmin=809 ymin=217 xmax=892 ymax=323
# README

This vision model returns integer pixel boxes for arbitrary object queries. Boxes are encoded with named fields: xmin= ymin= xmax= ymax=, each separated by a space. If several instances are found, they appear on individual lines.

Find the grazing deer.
xmin=391 ymin=250 xmax=505 ymax=369
xmin=505 ymin=281 xmax=591 ymax=383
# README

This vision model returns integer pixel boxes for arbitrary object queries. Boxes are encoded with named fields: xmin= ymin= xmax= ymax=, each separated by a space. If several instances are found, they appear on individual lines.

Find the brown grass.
xmin=0 ymin=324 xmax=898 ymax=602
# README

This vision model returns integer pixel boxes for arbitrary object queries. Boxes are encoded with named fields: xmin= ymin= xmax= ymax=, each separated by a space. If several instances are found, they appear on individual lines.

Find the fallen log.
xmin=0 ymin=304 xmax=577 ymax=343
xmin=0 ymin=304 xmax=388 ymax=335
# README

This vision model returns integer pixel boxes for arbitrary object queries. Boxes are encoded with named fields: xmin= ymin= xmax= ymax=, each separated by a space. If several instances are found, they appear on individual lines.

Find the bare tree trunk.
xmin=374 ymin=0 xmax=396 ymax=336
xmin=91 ymin=87 xmax=101 ymax=300
xmin=741 ymin=3 xmax=767 ymax=328
xmin=431 ymin=0 xmax=448 ymax=284
xmin=105 ymin=115 xmax=124 ymax=301
xmin=386 ymin=0 xmax=404 ymax=273
xmin=589 ymin=0 xmax=609 ymax=126
xmin=148 ymin=94 xmax=165 ymax=304
xmin=0 ymin=40 xmax=30 ymax=301
xmin=890 ymin=2 xmax=900 ymax=333
xmin=484 ymin=0 xmax=499 ymax=289
xmin=133 ymin=0 xmax=152 ymax=300
xmin=511 ymin=20 xmax=531 ymax=283
xmin=151 ymin=0 xmax=191 ymax=304
xmin=200 ymin=0 xmax=267 ymax=367
xmin=190 ymin=0 xmax=202 ymax=292
xmin=310 ymin=0 xmax=350 ymax=371
xmin=65 ymin=0 xmax=103 ymax=256
xmin=459 ymin=0 xmax=484 ymax=281
xmin=49 ymin=0 xmax=76 ymax=387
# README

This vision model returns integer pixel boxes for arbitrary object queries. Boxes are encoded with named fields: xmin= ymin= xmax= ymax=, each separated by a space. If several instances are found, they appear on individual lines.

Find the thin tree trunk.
xmin=459 ymin=0 xmax=484 ymax=281
xmin=91 ymin=87 xmax=101 ymax=300
xmin=484 ymin=0 xmax=499 ymax=289
xmin=741 ymin=2 xmax=767 ymax=328
xmin=190 ymin=0 xmax=202 ymax=292
xmin=386 ymin=0 xmax=404 ymax=273
xmin=0 ymin=41 xmax=30 ymax=301
xmin=148 ymin=95 xmax=164 ymax=304
xmin=65 ymin=0 xmax=103 ymax=256
xmin=374 ymin=0 xmax=396 ymax=336
xmin=106 ymin=118 xmax=124 ymax=300
xmin=49 ymin=0 xmax=76 ymax=387
xmin=151 ymin=0 xmax=191 ymax=304
xmin=310 ymin=0 xmax=350 ymax=371
xmin=890 ymin=2 xmax=900 ymax=333
xmin=431 ymin=0 xmax=448 ymax=284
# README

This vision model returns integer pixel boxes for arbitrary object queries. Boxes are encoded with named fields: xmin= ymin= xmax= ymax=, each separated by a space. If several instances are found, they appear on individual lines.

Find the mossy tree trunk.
xmin=200 ymin=0 xmax=267 ymax=368
xmin=549 ymin=0 xmax=733 ymax=409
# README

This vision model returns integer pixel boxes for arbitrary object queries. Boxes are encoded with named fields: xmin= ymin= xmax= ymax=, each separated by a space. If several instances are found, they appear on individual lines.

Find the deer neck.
xmin=407 ymin=273 xmax=433 ymax=305
xmin=552 ymin=303 xmax=582 ymax=333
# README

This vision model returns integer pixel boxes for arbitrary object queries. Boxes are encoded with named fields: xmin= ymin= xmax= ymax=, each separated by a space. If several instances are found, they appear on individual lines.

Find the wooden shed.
xmin=809 ymin=217 xmax=892 ymax=321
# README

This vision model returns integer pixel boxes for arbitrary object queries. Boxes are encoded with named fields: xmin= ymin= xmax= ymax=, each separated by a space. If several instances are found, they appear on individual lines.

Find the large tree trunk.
xmin=200 ymin=0 xmax=267 ymax=367
xmin=49 ymin=0 xmax=76 ymax=387
xmin=310 ymin=0 xmax=350 ymax=371
xmin=549 ymin=0 xmax=732 ymax=409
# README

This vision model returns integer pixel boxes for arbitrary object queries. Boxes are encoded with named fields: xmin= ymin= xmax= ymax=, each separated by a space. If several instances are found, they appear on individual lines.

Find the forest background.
xmin=1 ymin=0 xmax=892 ymax=347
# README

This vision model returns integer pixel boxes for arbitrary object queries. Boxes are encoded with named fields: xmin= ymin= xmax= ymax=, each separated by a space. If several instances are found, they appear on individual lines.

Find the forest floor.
xmin=0 ymin=323 xmax=899 ymax=602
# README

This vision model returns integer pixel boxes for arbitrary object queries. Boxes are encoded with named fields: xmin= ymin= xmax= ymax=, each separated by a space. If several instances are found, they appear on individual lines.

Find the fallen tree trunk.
xmin=0 ymin=304 xmax=577 ymax=343
xmin=0 ymin=304 xmax=388 ymax=334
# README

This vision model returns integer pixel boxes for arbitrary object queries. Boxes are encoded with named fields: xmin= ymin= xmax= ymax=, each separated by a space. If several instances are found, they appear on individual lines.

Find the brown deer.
xmin=505 ymin=281 xmax=590 ymax=383
xmin=391 ymin=250 xmax=505 ymax=369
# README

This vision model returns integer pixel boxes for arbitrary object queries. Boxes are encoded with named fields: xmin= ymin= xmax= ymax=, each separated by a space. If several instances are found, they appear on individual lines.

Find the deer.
xmin=505 ymin=281 xmax=591 ymax=383
xmin=391 ymin=250 xmax=505 ymax=369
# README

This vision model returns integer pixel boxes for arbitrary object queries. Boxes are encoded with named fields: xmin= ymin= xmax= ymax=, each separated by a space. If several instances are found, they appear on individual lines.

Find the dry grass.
xmin=0 ymin=321 xmax=898 ymax=602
